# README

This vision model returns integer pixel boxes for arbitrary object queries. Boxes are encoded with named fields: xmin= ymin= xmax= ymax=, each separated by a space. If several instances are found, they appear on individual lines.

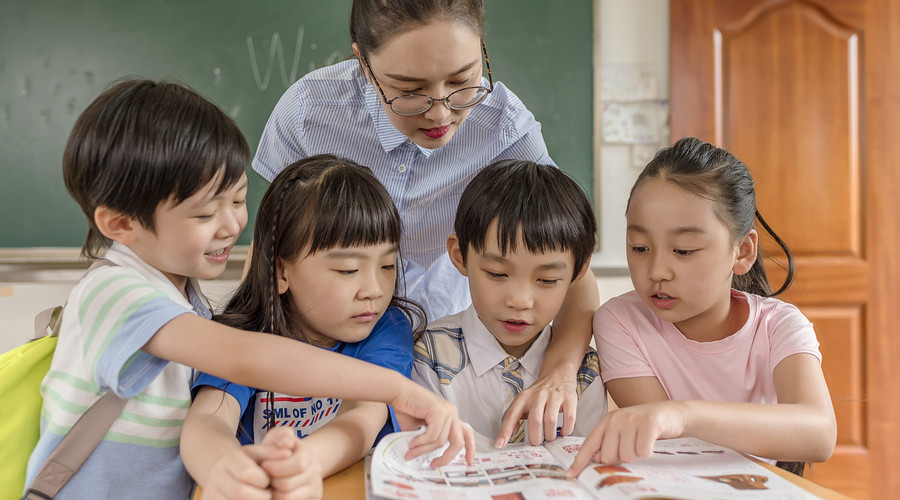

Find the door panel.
xmin=670 ymin=1 xmax=900 ymax=498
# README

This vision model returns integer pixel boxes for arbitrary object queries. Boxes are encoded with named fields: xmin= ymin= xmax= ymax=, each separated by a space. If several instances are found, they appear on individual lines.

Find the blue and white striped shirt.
xmin=253 ymin=59 xmax=554 ymax=320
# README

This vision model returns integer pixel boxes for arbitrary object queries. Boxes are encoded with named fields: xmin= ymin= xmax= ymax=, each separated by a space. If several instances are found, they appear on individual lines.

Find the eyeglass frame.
xmin=361 ymin=41 xmax=494 ymax=116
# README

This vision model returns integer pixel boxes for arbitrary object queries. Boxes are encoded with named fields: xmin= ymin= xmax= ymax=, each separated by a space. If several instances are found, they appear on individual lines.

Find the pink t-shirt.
xmin=595 ymin=290 xmax=821 ymax=404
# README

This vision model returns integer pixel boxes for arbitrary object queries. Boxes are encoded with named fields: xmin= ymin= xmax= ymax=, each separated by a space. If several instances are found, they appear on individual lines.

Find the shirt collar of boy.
xmin=460 ymin=304 xmax=551 ymax=379
xmin=102 ymin=242 xmax=211 ymax=315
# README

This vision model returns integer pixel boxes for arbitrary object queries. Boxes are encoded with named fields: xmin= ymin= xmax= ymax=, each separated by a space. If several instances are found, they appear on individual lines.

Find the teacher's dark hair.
xmin=350 ymin=0 xmax=485 ymax=57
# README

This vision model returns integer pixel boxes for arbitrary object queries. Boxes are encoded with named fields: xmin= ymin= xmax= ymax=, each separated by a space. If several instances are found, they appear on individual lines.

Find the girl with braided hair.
xmin=181 ymin=154 xmax=430 ymax=499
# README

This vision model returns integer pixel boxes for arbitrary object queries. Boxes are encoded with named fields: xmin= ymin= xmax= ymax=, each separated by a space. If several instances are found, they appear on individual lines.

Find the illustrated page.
xmin=368 ymin=431 xmax=823 ymax=500
xmin=368 ymin=429 xmax=595 ymax=500
xmin=545 ymin=436 xmax=823 ymax=500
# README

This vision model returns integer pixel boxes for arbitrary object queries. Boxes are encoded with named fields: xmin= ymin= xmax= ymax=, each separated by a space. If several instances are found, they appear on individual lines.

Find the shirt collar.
xmin=104 ymin=242 xmax=211 ymax=316
xmin=460 ymin=305 xmax=552 ymax=378
xmin=362 ymin=83 xmax=435 ymax=158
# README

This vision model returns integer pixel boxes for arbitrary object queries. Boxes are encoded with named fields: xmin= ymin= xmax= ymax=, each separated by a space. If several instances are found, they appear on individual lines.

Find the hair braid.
xmin=262 ymin=177 xmax=288 ymax=430
xmin=267 ymin=181 xmax=287 ymax=336
xmin=263 ymin=167 xmax=308 ymax=429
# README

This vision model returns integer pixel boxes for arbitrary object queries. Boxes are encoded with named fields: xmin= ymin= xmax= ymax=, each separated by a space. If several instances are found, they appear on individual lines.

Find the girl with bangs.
xmin=181 ymin=154 xmax=426 ymax=499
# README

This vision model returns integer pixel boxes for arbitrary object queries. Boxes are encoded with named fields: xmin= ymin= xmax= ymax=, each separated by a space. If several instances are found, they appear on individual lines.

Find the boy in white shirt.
xmin=413 ymin=160 xmax=607 ymax=446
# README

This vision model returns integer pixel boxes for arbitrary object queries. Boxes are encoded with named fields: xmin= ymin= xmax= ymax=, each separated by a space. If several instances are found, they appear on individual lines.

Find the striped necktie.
xmin=501 ymin=356 xmax=526 ymax=443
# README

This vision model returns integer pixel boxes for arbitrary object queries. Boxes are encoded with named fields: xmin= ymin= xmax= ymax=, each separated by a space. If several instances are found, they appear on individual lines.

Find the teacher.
xmin=252 ymin=0 xmax=599 ymax=445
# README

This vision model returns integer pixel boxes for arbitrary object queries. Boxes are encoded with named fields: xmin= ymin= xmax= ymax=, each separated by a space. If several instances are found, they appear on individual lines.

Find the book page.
xmin=544 ymin=437 xmax=823 ymax=500
xmin=368 ymin=429 xmax=595 ymax=500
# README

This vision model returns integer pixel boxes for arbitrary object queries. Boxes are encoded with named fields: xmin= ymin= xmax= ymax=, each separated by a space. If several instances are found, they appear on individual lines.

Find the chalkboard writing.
xmin=0 ymin=0 xmax=592 ymax=248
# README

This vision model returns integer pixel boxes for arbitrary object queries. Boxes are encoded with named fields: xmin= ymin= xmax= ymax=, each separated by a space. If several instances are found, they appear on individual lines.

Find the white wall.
xmin=592 ymin=0 xmax=670 ymax=272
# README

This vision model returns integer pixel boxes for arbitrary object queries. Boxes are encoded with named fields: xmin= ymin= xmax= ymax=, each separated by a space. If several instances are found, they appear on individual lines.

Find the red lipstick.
xmin=421 ymin=125 xmax=450 ymax=139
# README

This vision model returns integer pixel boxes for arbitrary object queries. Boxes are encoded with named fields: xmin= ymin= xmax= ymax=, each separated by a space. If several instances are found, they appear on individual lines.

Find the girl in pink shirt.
xmin=569 ymin=137 xmax=836 ymax=477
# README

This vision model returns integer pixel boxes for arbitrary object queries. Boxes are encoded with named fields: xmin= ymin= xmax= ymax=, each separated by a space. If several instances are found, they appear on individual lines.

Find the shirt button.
xmin=398 ymin=164 xmax=407 ymax=173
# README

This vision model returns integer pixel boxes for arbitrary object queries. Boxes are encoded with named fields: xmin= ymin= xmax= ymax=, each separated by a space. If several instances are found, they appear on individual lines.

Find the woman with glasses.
xmin=253 ymin=0 xmax=600 ymax=448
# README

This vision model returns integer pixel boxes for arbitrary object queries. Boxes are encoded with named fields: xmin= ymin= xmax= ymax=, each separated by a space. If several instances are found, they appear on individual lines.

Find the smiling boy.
xmin=412 ymin=160 xmax=607 ymax=444
xmin=24 ymin=79 xmax=473 ymax=500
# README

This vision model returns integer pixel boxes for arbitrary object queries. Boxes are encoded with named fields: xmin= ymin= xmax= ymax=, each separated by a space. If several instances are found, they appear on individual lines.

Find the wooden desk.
xmin=754 ymin=461 xmax=852 ymax=500
xmin=322 ymin=459 xmax=366 ymax=499
xmin=199 ymin=458 xmax=851 ymax=500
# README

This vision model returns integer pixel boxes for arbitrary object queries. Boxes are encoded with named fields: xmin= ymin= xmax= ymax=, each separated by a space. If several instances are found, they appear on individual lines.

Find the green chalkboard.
xmin=0 ymin=0 xmax=593 ymax=248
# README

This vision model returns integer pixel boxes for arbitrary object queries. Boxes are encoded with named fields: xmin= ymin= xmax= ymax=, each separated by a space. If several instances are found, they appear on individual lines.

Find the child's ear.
xmin=93 ymin=206 xmax=138 ymax=245
xmin=446 ymin=234 xmax=469 ymax=277
xmin=276 ymin=258 xmax=290 ymax=295
xmin=733 ymin=230 xmax=759 ymax=276
xmin=352 ymin=43 xmax=373 ymax=85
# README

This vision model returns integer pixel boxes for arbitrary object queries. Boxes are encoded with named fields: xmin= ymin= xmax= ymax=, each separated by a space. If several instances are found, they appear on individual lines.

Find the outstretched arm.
xmin=497 ymin=271 xmax=598 ymax=446
xmin=568 ymin=353 xmax=836 ymax=475
xmin=144 ymin=313 xmax=475 ymax=466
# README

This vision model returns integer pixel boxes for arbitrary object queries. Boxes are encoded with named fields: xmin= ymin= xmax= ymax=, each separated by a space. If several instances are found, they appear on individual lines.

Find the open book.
xmin=367 ymin=429 xmax=823 ymax=499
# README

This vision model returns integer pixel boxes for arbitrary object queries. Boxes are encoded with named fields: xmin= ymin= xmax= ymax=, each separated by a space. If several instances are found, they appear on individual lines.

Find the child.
xmin=181 ymin=155 xmax=427 ymax=497
xmin=412 ymin=159 xmax=607 ymax=447
xmin=23 ymin=78 xmax=473 ymax=500
xmin=568 ymin=137 xmax=836 ymax=477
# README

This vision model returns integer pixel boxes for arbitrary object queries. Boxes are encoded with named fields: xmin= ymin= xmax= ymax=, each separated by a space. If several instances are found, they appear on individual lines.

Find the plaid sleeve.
xmin=413 ymin=326 xmax=468 ymax=386
xmin=576 ymin=348 xmax=600 ymax=398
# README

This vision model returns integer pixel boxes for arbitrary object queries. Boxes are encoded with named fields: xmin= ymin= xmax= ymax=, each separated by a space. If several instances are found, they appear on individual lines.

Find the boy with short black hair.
xmin=24 ymin=78 xmax=472 ymax=499
xmin=413 ymin=159 xmax=607 ymax=445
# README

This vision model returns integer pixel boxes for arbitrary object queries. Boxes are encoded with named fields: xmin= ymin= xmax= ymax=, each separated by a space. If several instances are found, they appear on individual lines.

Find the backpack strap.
xmin=31 ymin=307 xmax=60 ymax=341
xmin=23 ymin=258 xmax=126 ymax=500
xmin=23 ymin=392 xmax=127 ymax=500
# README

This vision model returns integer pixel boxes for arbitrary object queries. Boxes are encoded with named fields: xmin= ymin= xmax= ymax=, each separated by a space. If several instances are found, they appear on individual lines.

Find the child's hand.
xmin=198 ymin=441 xmax=290 ymax=500
xmin=567 ymin=401 xmax=688 ymax=477
xmin=258 ymin=427 xmax=323 ymax=500
xmin=391 ymin=380 xmax=476 ymax=468
xmin=496 ymin=375 xmax=577 ymax=447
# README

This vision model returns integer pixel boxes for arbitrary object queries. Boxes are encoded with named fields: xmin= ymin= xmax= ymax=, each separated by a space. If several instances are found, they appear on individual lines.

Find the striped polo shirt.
xmin=25 ymin=243 xmax=209 ymax=499
xmin=253 ymin=59 xmax=554 ymax=320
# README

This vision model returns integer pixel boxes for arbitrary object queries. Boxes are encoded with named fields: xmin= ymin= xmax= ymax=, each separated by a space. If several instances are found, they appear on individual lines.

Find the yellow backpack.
xmin=0 ymin=310 xmax=59 ymax=500
xmin=0 ymin=260 xmax=126 ymax=500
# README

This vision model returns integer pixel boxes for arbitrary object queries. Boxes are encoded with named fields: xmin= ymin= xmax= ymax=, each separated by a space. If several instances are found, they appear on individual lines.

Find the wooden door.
xmin=670 ymin=1 xmax=900 ymax=498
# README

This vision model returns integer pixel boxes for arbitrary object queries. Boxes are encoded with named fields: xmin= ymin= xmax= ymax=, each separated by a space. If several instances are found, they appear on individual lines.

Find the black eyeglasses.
xmin=362 ymin=42 xmax=494 ymax=116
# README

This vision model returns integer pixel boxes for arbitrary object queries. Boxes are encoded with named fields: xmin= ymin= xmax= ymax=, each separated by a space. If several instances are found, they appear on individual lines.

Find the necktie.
xmin=501 ymin=356 xmax=526 ymax=443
